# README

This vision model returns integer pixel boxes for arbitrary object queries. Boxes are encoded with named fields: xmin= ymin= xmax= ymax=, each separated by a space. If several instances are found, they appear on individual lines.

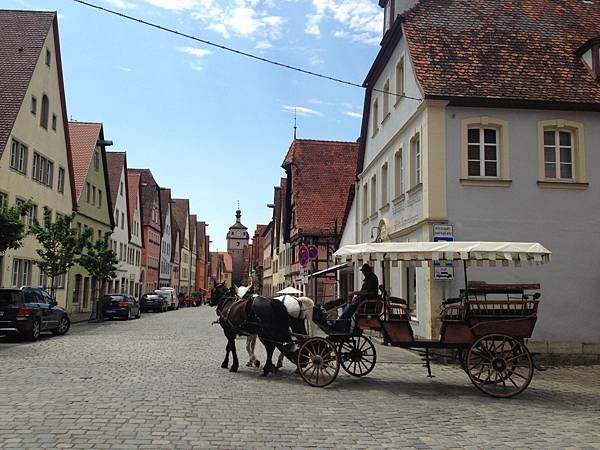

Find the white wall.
xmin=445 ymin=106 xmax=600 ymax=343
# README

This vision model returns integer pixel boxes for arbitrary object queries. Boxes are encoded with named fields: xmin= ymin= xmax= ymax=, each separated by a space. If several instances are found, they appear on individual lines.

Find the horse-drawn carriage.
xmin=293 ymin=241 xmax=551 ymax=398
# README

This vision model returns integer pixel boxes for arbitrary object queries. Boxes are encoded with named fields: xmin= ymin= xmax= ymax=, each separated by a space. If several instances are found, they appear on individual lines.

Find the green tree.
xmin=0 ymin=200 xmax=32 ymax=254
xmin=79 ymin=230 xmax=119 ymax=321
xmin=29 ymin=207 xmax=87 ymax=298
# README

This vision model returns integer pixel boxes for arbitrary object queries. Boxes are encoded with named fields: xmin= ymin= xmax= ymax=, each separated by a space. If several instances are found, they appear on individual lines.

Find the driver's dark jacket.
xmin=359 ymin=271 xmax=379 ymax=298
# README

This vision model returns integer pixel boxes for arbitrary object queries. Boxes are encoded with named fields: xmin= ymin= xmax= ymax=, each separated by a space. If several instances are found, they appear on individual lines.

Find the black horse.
xmin=209 ymin=282 xmax=296 ymax=376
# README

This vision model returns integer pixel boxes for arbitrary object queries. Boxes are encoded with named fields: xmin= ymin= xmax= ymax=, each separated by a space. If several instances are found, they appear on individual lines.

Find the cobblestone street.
xmin=1 ymin=307 xmax=599 ymax=449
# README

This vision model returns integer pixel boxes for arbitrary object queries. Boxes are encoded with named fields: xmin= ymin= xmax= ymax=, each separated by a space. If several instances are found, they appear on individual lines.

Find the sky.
xmin=6 ymin=0 xmax=383 ymax=250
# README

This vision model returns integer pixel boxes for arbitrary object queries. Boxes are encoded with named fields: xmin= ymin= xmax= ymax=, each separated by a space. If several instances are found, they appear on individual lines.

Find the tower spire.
xmin=293 ymin=107 xmax=297 ymax=140
xmin=236 ymin=201 xmax=241 ymax=223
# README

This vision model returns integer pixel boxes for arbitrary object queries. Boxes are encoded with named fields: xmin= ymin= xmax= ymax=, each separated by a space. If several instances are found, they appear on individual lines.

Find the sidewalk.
xmin=69 ymin=311 xmax=92 ymax=324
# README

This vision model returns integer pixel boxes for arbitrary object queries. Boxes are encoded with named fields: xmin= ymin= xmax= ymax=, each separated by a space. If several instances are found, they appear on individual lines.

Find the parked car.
xmin=140 ymin=293 xmax=168 ymax=313
xmin=155 ymin=288 xmax=179 ymax=310
xmin=102 ymin=294 xmax=141 ymax=320
xmin=0 ymin=287 xmax=70 ymax=341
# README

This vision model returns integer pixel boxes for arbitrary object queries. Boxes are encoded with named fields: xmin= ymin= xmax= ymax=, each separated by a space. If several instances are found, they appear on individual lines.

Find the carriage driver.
xmin=339 ymin=263 xmax=379 ymax=320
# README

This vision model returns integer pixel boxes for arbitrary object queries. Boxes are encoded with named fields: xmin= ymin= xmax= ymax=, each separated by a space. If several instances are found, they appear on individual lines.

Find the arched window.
xmin=40 ymin=95 xmax=49 ymax=129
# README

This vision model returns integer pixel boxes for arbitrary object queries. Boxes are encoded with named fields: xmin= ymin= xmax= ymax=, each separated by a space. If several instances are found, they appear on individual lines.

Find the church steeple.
xmin=236 ymin=201 xmax=241 ymax=223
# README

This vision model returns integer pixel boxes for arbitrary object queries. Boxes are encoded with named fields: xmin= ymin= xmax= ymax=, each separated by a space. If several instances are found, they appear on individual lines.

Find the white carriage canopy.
xmin=333 ymin=242 xmax=551 ymax=267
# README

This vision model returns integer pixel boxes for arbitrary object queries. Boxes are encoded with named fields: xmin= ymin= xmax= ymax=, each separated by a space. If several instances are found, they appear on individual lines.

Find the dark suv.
xmin=0 ymin=288 xmax=71 ymax=341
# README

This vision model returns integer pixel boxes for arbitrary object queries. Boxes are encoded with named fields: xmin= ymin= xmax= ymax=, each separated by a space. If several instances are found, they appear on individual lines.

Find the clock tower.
xmin=227 ymin=205 xmax=249 ymax=285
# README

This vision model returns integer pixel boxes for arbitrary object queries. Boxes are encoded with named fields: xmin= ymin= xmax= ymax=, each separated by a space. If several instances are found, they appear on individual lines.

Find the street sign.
xmin=433 ymin=224 xmax=454 ymax=280
xmin=308 ymin=245 xmax=318 ymax=260
xmin=299 ymin=245 xmax=309 ymax=267
xmin=300 ymin=267 xmax=309 ymax=277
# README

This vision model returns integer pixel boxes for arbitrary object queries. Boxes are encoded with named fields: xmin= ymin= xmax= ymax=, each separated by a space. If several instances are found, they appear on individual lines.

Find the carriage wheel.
xmin=297 ymin=337 xmax=340 ymax=388
xmin=466 ymin=334 xmax=534 ymax=398
xmin=338 ymin=336 xmax=377 ymax=377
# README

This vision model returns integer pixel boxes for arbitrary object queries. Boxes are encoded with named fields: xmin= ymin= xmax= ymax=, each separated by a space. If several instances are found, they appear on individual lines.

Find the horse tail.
xmin=270 ymin=299 xmax=293 ymax=344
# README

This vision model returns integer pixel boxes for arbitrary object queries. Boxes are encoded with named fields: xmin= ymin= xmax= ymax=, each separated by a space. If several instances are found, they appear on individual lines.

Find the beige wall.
xmin=0 ymin=23 xmax=73 ymax=305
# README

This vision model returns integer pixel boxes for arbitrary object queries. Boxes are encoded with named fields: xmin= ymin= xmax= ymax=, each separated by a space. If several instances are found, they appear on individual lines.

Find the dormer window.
xmin=576 ymin=36 xmax=600 ymax=81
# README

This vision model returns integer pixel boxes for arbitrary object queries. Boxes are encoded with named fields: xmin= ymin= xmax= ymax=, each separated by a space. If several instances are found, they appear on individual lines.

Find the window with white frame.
xmin=57 ymin=167 xmax=65 ymax=193
xmin=411 ymin=134 xmax=421 ymax=187
xmin=543 ymin=129 xmax=574 ymax=180
xmin=382 ymin=79 xmax=390 ymax=119
xmin=467 ymin=128 xmax=499 ymax=177
xmin=372 ymin=97 xmax=379 ymax=136
xmin=395 ymin=57 xmax=404 ymax=104
xmin=394 ymin=149 xmax=403 ymax=197
xmin=362 ymin=184 xmax=368 ymax=220
xmin=10 ymin=139 xmax=28 ymax=174
xmin=370 ymin=175 xmax=377 ymax=216
xmin=27 ymin=204 xmax=38 ymax=227
xmin=39 ymin=270 xmax=48 ymax=289
xmin=11 ymin=259 xmax=32 ymax=287
xmin=0 ymin=191 xmax=7 ymax=208
xmin=381 ymin=163 xmax=388 ymax=206
xmin=32 ymin=152 xmax=54 ymax=187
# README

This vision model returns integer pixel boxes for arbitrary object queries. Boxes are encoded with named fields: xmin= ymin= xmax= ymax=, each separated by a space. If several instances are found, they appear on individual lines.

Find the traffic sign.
xmin=299 ymin=245 xmax=309 ymax=267
xmin=433 ymin=224 xmax=454 ymax=280
xmin=308 ymin=245 xmax=318 ymax=260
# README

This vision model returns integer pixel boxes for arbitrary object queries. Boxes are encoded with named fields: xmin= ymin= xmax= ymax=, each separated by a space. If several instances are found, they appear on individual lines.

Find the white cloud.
xmin=255 ymin=40 xmax=272 ymax=49
xmin=177 ymin=46 xmax=212 ymax=72
xmin=178 ymin=46 xmax=212 ymax=58
xmin=305 ymin=0 xmax=383 ymax=45
xmin=307 ymin=98 xmax=323 ymax=105
xmin=142 ymin=0 xmax=198 ymax=10
xmin=344 ymin=111 xmax=362 ymax=118
xmin=143 ymin=0 xmax=284 ymax=45
xmin=282 ymin=105 xmax=322 ymax=117
xmin=118 ymin=66 xmax=133 ymax=72
xmin=104 ymin=0 xmax=138 ymax=9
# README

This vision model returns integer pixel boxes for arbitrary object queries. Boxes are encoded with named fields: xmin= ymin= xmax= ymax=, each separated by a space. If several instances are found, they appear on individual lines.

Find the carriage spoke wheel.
xmin=466 ymin=334 xmax=534 ymax=398
xmin=297 ymin=337 xmax=340 ymax=388
xmin=338 ymin=336 xmax=376 ymax=377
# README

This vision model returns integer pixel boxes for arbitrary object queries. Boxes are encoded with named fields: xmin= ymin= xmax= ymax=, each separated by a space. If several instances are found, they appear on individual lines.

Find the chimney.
xmin=381 ymin=0 xmax=419 ymax=37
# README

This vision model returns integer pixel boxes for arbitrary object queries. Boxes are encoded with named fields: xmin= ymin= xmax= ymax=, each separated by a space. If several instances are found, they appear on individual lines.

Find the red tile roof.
xmin=127 ymin=171 xmax=141 ymax=233
xmin=106 ymin=152 xmax=126 ymax=208
xmin=129 ymin=168 xmax=160 ymax=231
xmin=171 ymin=199 xmax=189 ymax=249
xmin=400 ymin=0 xmax=600 ymax=106
xmin=190 ymin=214 xmax=197 ymax=248
xmin=282 ymin=139 xmax=359 ymax=236
xmin=0 ymin=10 xmax=54 ymax=159
xmin=68 ymin=122 xmax=102 ymax=201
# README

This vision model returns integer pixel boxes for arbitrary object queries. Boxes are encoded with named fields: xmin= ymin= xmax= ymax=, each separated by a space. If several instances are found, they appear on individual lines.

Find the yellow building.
xmin=66 ymin=122 xmax=115 ymax=314
xmin=0 ymin=11 xmax=75 ymax=305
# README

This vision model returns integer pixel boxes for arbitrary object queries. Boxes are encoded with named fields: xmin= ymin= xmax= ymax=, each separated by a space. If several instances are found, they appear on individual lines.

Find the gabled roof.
xmin=106 ymin=152 xmax=126 ymax=207
xmin=370 ymin=0 xmax=600 ymax=108
xmin=68 ymin=121 xmax=102 ymax=200
xmin=190 ymin=214 xmax=197 ymax=248
xmin=0 ymin=10 xmax=54 ymax=159
xmin=159 ymin=188 xmax=171 ymax=231
xmin=171 ymin=198 xmax=190 ymax=249
xmin=127 ymin=171 xmax=141 ymax=233
xmin=282 ymin=139 xmax=359 ymax=236
xmin=129 ymin=168 xmax=160 ymax=230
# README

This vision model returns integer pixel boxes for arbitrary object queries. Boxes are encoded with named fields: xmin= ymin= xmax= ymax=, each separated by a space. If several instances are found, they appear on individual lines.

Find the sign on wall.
xmin=433 ymin=224 xmax=454 ymax=280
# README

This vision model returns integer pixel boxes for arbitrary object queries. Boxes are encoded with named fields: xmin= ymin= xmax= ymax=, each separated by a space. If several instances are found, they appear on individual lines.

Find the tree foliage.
xmin=79 ymin=230 xmax=119 ymax=286
xmin=29 ymin=207 xmax=87 ymax=297
xmin=0 ymin=200 xmax=32 ymax=254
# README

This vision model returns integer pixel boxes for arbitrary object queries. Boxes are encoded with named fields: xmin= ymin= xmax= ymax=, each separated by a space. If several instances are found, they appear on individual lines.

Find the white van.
xmin=155 ymin=288 xmax=179 ymax=310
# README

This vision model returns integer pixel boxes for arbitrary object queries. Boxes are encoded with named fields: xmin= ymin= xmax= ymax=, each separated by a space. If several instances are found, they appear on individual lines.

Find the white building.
xmin=159 ymin=188 xmax=173 ymax=288
xmin=126 ymin=171 xmax=143 ymax=298
xmin=343 ymin=0 xmax=600 ymax=354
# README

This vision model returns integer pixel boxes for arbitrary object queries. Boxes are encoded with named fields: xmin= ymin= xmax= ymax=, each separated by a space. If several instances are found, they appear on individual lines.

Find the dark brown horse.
xmin=209 ymin=282 xmax=296 ymax=376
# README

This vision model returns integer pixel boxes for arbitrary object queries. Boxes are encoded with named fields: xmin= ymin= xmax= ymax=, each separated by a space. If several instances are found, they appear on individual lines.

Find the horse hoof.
xmin=246 ymin=361 xmax=253 ymax=367
xmin=261 ymin=371 xmax=269 ymax=377
xmin=271 ymin=366 xmax=279 ymax=374
xmin=230 ymin=366 xmax=238 ymax=373
xmin=254 ymin=360 xmax=260 ymax=368
xmin=276 ymin=362 xmax=283 ymax=369
xmin=221 ymin=362 xmax=228 ymax=369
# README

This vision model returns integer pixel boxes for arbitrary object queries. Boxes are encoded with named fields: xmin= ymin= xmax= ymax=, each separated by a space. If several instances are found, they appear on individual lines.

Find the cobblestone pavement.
xmin=1 ymin=307 xmax=599 ymax=450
